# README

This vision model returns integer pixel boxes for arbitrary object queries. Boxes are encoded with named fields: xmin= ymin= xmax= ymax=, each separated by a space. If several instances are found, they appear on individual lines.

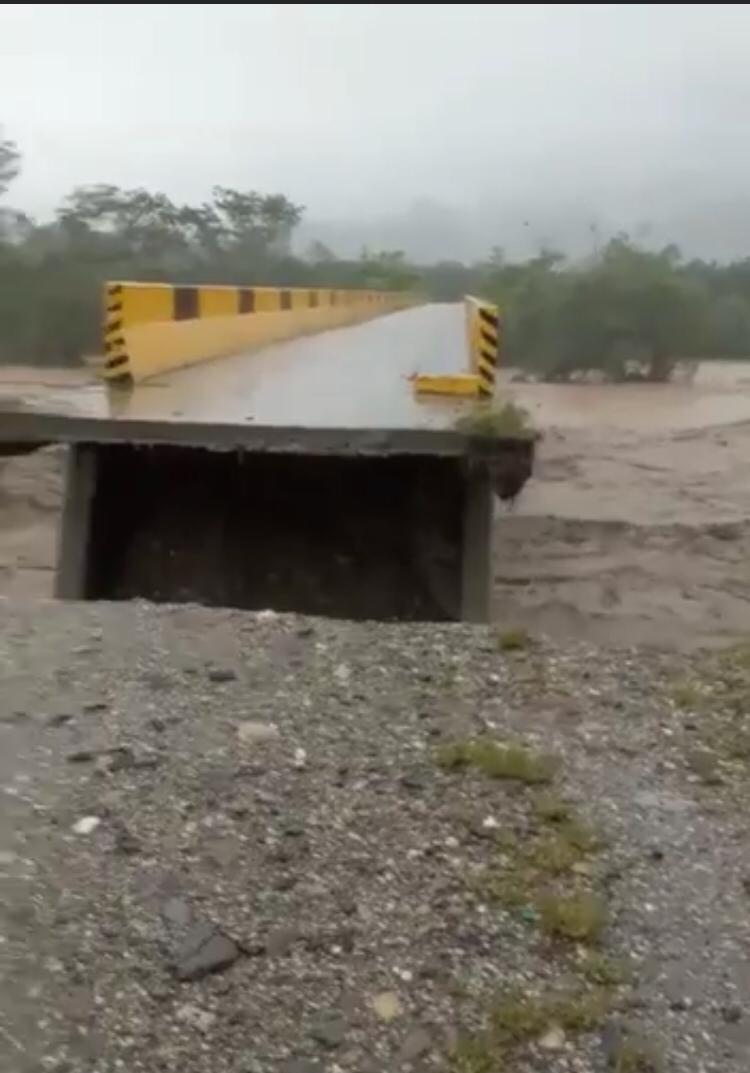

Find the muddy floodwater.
xmin=2 ymin=362 xmax=750 ymax=648
xmin=494 ymin=362 xmax=750 ymax=647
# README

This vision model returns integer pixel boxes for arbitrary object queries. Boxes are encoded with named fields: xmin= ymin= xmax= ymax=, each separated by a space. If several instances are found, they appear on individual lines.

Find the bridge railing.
xmin=412 ymin=294 xmax=500 ymax=399
xmin=102 ymin=282 xmax=417 ymax=383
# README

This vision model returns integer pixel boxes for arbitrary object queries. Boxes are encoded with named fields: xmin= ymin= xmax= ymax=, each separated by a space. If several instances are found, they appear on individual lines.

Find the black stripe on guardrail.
xmin=480 ymin=328 xmax=498 ymax=348
xmin=308 ymin=290 xmax=319 ymax=308
xmin=238 ymin=288 xmax=255 ymax=314
xmin=173 ymin=286 xmax=199 ymax=321
xmin=280 ymin=289 xmax=292 ymax=311
xmin=105 ymin=354 xmax=129 ymax=371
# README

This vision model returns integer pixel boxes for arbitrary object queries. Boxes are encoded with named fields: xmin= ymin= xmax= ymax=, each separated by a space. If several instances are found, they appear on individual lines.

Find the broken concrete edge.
xmin=0 ymin=441 xmax=51 ymax=458
xmin=0 ymin=410 xmax=536 ymax=470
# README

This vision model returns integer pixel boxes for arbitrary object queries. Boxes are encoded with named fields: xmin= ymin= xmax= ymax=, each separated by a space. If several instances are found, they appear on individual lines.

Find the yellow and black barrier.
xmin=103 ymin=282 xmax=416 ymax=383
xmin=413 ymin=295 xmax=500 ymax=399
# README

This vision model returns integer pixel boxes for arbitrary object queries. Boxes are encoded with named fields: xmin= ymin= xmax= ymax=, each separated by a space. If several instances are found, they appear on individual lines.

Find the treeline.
xmin=2 ymin=130 xmax=750 ymax=378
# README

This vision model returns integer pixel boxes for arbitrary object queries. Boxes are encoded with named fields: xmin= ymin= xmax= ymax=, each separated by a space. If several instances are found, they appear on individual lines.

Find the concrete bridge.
xmin=0 ymin=284 xmax=534 ymax=622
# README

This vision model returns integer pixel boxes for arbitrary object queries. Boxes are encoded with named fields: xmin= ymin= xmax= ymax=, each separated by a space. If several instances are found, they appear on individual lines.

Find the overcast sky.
xmin=3 ymin=4 xmax=750 ymax=259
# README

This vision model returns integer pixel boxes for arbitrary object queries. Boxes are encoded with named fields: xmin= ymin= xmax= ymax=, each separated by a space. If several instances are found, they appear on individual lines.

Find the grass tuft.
xmin=579 ymin=952 xmax=628 ymax=988
xmin=610 ymin=1035 xmax=663 ymax=1072
xmin=537 ymin=891 xmax=607 ymax=944
xmin=455 ymin=401 xmax=536 ymax=440
xmin=497 ymin=627 xmax=533 ymax=652
xmin=435 ymin=738 xmax=557 ymax=784
xmin=669 ymin=681 xmax=705 ymax=710
xmin=491 ymin=986 xmax=611 ymax=1045
xmin=533 ymin=792 xmax=572 ymax=824
xmin=449 ymin=1034 xmax=501 ymax=1072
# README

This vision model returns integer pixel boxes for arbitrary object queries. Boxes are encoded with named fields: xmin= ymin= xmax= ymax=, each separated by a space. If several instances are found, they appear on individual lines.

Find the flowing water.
xmin=2 ymin=362 xmax=750 ymax=647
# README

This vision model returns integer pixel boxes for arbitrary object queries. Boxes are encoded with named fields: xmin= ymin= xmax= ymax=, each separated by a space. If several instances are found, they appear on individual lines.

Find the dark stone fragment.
xmin=161 ymin=896 xmax=193 ymax=929
xmin=722 ymin=1005 xmax=743 ymax=1024
xmin=309 ymin=1014 xmax=346 ymax=1049
xmin=401 ymin=772 xmax=427 ymax=792
xmin=398 ymin=1026 xmax=433 ymax=1062
xmin=173 ymin=920 xmax=239 ymax=981
xmin=601 ymin=1020 xmax=624 ymax=1066
xmin=208 ymin=668 xmax=237 ymax=683
xmin=274 ymin=875 xmax=298 ymax=892
xmin=264 ymin=925 xmax=301 ymax=957
xmin=67 ymin=750 xmax=95 ymax=764
xmin=47 ymin=712 xmax=74 ymax=727
xmin=113 ymin=823 xmax=141 ymax=855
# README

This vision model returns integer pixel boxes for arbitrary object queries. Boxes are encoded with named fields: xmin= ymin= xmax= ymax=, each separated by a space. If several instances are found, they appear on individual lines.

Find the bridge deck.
xmin=1 ymin=304 xmax=481 ymax=456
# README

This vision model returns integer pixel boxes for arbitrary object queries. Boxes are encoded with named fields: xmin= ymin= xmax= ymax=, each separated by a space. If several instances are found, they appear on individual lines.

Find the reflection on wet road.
xmin=2 ymin=304 xmax=470 ymax=431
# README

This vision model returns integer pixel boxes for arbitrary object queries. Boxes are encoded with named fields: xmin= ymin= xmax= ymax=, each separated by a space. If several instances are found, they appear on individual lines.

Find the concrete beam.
xmin=55 ymin=445 xmax=97 ymax=600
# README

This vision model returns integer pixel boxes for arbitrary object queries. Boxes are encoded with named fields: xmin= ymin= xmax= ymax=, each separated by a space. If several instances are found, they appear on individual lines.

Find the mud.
xmin=2 ymin=362 xmax=750 ymax=647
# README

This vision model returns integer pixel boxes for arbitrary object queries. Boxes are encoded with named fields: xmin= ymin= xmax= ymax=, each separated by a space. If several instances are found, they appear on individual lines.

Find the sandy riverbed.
xmin=1 ymin=363 xmax=750 ymax=648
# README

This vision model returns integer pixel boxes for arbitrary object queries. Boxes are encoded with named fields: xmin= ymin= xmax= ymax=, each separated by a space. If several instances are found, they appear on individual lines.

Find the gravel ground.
xmin=2 ymin=600 xmax=750 ymax=1073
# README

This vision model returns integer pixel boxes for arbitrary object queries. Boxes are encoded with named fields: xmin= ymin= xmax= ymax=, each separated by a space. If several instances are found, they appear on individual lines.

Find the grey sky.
xmin=3 ymin=4 xmax=750 ymax=259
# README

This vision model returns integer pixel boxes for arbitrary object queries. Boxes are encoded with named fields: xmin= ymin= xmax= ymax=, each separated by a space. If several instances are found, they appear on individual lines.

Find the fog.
xmin=3 ymin=4 xmax=750 ymax=261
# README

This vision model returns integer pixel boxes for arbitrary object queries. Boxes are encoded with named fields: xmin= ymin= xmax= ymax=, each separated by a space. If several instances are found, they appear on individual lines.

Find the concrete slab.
xmin=0 ymin=304 xmax=529 ymax=460
xmin=0 ymin=303 xmax=535 ymax=622
xmin=4 ymin=304 xmax=467 ymax=428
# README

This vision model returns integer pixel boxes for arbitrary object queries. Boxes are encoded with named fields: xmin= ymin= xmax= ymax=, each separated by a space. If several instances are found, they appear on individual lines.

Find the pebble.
xmin=310 ymin=1013 xmax=346 ymax=1049
xmin=175 ymin=1003 xmax=216 ymax=1034
xmin=722 ymin=1005 xmax=743 ymax=1024
xmin=47 ymin=713 xmax=74 ymax=727
xmin=256 ymin=609 xmax=278 ymax=622
xmin=113 ymin=822 xmax=141 ymax=855
xmin=237 ymin=721 xmax=281 ymax=746
xmin=264 ymin=925 xmax=300 ymax=957
xmin=161 ymin=896 xmax=193 ymax=929
xmin=72 ymin=816 xmax=100 ymax=835
xmin=372 ymin=991 xmax=402 ymax=1022
xmin=173 ymin=920 xmax=240 ymax=981
xmin=66 ymin=749 xmax=95 ymax=764
xmin=208 ymin=668 xmax=237 ymax=683
xmin=398 ymin=1025 xmax=433 ymax=1061
xmin=539 ymin=1025 xmax=566 ymax=1050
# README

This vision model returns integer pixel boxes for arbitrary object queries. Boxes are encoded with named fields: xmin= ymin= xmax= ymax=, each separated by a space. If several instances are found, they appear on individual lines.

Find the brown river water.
xmin=2 ymin=362 xmax=750 ymax=648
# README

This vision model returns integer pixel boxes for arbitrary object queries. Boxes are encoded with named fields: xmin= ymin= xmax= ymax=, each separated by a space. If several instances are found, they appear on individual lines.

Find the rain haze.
xmin=2 ymin=3 xmax=750 ymax=260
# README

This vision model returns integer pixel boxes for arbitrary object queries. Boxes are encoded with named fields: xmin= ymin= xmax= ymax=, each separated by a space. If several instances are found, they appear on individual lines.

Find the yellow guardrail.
xmin=102 ymin=282 xmax=416 ymax=383
xmin=413 ymin=295 xmax=500 ymax=399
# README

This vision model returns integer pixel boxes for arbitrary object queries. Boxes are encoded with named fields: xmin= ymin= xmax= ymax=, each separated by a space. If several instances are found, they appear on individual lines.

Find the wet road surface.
xmin=2 ymin=304 xmax=470 ymax=432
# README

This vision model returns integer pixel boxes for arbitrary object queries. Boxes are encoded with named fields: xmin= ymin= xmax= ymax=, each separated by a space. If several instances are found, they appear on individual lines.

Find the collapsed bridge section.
xmin=1 ymin=293 xmax=533 ymax=622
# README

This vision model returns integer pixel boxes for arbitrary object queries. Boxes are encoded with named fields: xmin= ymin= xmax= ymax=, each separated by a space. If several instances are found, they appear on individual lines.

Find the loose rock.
xmin=237 ymin=721 xmax=281 ymax=746
xmin=309 ymin=1013 xmax=346 ymax=1049
xmin=173 ymin=920 xmax=240 ymax=981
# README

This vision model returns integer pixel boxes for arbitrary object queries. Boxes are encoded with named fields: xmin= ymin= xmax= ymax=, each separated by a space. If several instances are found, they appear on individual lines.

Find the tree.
xmin=306 ymin=240 xmax=336 ymax=264
xmin=0 ymin=130 xmax=20 ymax=196
xmin=212 ymin=187 xmax=303 ymax=256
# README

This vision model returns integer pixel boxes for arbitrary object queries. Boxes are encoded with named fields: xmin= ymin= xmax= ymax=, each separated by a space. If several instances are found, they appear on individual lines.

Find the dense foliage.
xmin=2 ymin=130 xmax=750 ymax=378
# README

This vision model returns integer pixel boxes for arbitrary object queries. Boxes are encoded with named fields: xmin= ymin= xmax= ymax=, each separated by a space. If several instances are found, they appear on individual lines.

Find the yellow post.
xmin=465 ymin=296 xmax=500 ymax=399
